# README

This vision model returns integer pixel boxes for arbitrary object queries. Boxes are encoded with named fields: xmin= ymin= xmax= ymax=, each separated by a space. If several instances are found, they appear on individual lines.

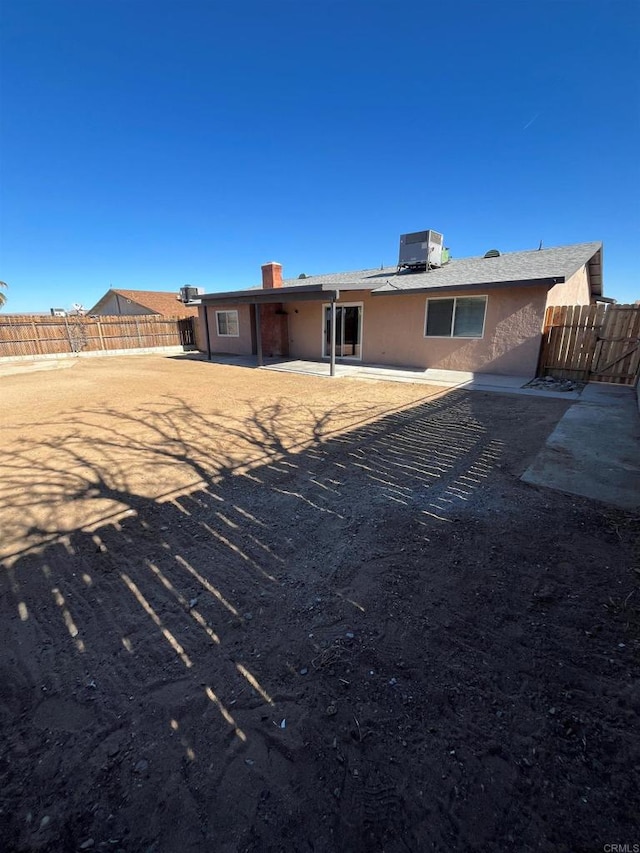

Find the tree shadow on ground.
xmin=0 ymin=389 xmax=637 ymax=853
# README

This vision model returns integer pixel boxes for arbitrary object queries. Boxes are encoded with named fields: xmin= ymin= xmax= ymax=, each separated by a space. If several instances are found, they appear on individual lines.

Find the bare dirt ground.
xmin=1 ymin=354 xmax=638 ymax=853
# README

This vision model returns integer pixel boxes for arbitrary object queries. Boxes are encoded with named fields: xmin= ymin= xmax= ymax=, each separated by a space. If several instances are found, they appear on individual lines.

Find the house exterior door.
xmin=323 ymin=304 xmax=363 ymax=360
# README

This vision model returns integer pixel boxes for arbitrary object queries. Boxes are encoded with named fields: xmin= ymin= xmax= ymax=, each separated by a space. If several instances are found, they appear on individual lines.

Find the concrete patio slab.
xmin=522 ymin=383 xmax=640 ymax=511
xmin=199 ymin=355 xmax=583 ymax=399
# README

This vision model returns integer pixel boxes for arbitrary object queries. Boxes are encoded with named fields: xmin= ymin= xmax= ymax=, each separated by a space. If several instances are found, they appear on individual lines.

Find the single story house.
xmin=197 ymin=238 xmax=604 ymax=377
xmin=88 ymin=288 xmax=199 ymax=318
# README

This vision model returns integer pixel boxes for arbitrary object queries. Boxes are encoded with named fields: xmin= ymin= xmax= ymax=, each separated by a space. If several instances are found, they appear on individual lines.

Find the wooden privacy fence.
xmin=0 ymin=315 xmax=197 ymax=359
xmin=538 ymin=303 xmax=640 ymax=385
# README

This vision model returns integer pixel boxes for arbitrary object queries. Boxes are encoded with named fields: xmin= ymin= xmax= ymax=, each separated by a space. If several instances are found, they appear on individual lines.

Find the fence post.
xmin=96 ymin=319 xmax=105 ymax=351
xmin=63 ymin=316 xmax=73 ymax=352
xmin=31 ymin=320 xmax=43 ymax=355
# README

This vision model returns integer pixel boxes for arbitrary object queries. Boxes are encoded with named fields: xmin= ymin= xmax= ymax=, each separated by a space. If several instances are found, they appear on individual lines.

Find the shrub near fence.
xmin=0 ymin=315 xmax=196 ymax=358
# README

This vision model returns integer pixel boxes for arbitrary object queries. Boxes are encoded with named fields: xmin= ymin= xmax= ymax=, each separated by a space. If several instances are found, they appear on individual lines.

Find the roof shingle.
xmin=271 ymin=241 xmax=602 ymax=295
xmin=89 ymin=289 xmax=199 ymax=317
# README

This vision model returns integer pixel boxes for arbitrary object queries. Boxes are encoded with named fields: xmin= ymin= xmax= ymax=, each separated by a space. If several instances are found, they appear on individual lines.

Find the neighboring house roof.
xmin=88 ymin=289 xmax=199 ymax=317
xmin=200 ymin=241 xmax=603 ymax=304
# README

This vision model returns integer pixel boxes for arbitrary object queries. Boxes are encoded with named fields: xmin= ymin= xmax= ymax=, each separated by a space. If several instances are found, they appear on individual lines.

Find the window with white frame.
xmin=425 ymin=296 xmax=487 ymax=338
xmin=216 ymin=310 xmax=239 ymax=337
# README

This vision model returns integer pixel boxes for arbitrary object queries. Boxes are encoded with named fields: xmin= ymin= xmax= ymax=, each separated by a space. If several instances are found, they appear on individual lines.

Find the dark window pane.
xmin=217 ymin=310 xmax=238 ymax=336
xmin=426 ymin=299 xmax=454 ymax=336
xmin=227 ymin=313 xmax=239 ymax=335
xmin=325 ymin=306 xmax=343 ymax=347
xmin=453 ymin=297 xmax=486 ymax=337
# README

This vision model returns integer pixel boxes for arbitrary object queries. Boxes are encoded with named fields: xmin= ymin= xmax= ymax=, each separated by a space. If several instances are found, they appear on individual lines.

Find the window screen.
xmin=425 ymin=299 xmax=454 ymax=336
xmin=216 ymin=310 xmax=239 ymax=336
xmin=452 ymin=297 xmax=486 ymax=337
xmin=425 ymin=296 xmax=487 ymax=338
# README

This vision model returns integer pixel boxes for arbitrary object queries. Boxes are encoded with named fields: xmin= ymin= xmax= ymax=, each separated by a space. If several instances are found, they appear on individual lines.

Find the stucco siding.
xmin=285 ymin=286 xmax=549 ymax=376
xmin=200 ymin=304 xmax=254 ymax=355
xmin=546 ymin=265 xmax=591 ymax=307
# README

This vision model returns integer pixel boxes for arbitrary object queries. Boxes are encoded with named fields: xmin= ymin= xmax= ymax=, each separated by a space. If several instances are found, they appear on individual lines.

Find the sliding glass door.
xmin=323 ymin=304 xmax=363 ymax=360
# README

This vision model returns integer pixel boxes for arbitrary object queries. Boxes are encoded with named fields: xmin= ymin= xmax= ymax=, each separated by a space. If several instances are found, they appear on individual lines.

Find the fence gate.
xmin=178 ymin=317 xmax=195 ymax=346
xmin=538 ymin=303 xmax=640 ymax=385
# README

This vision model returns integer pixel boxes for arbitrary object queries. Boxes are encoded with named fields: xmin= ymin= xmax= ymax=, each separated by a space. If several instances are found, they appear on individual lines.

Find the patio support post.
xmin=330 ymin=296 xmax=337 ymax=378
xmin=255 ymin=303 xmax=263 ymax=367
xmin=203 ymin=306 xmax=212 ymax=360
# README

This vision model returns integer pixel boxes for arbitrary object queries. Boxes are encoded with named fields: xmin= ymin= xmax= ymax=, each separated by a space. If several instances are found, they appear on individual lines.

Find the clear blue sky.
xmin=1 ymin=0 xmax=639 ymax=313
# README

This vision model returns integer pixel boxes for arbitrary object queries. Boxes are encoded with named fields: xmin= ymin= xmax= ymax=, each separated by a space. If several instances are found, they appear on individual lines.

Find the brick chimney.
xmin=261 ymin=262 xmax=283 ymax=289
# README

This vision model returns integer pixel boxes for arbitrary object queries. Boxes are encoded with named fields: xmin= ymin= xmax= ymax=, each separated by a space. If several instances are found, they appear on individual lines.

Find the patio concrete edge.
xmin=521 ymin=385 xmax=640 ymax=511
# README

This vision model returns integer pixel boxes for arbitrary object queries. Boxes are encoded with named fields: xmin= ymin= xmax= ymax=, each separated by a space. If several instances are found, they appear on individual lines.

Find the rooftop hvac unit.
xmin=179 ymin=286 xmax=204 ymax=304
xmin=398 ymin=230 xmax=444 ymax=270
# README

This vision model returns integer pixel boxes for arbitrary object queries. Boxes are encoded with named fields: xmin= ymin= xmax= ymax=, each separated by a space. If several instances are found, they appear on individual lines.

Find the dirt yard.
xmin=1 ymin=354 xmax=638 ymax=853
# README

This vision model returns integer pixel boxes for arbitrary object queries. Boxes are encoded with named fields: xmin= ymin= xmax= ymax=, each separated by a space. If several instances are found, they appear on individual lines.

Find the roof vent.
xmin=483 ymin=249 xmax=501 ymax=258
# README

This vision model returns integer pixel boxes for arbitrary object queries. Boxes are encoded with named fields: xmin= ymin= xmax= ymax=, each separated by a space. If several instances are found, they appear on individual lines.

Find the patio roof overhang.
xmin=200 ymin=285 xmax=342 ymax=375
xmin=200 ymin=284 xmax=340 ymax=304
